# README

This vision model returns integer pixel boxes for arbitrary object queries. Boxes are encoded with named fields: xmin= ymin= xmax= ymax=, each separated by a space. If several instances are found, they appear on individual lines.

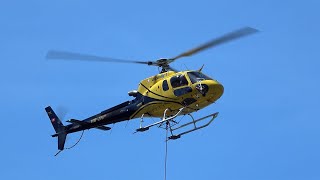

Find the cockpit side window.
xmin=170 ymin=75 xmax=188 ymax=88
xmin=187 ymin=72 xmax=212 ymax=84
xmin=162 ymin=80 xmax=169 ymax=91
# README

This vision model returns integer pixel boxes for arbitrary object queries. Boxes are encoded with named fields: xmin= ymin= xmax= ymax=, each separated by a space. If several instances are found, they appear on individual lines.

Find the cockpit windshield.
xmin=187 ymin=71 xmax=212 ymax=84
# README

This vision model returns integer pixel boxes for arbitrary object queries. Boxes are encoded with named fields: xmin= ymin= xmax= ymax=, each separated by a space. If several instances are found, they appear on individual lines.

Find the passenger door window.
xmin=170 ymin=75 xmax=188 ymax=88
xmin=162 ymin=80 xmax=169 ymax=91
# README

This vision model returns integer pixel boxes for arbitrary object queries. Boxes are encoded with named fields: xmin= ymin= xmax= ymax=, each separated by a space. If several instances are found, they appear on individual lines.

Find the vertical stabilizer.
xmin=45 ymin=106 xmax=67 ymax=151
xmin=45 ymin=106 xmax=65 ymax=133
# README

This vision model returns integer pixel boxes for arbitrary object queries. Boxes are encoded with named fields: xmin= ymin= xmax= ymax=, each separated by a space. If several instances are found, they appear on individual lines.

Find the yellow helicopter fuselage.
xmin=130 ymin=70 xmax=224 ymax=119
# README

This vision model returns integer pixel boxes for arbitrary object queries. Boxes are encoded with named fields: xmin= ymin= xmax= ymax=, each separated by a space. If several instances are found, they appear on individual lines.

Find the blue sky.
xmin=1 ymin=0 xmax=320 ymax=179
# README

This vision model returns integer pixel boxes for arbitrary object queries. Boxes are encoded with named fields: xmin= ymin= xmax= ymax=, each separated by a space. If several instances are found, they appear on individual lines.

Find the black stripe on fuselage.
xmin=140 ymin=83 xmax=176 ymax=100
xmin=130 ymin=98 xmax=183 ymax=118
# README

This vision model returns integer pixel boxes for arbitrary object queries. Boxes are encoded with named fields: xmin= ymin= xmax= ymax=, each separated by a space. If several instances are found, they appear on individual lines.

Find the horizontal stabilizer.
xmin=95 ymin=126 xmax=111 ymax=131
xmin=67 ymin=119 xmax=87 ymax=125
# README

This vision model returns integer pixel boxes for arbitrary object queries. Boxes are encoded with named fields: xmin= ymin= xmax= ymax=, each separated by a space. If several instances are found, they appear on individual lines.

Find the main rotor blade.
xmin=46 ymin=50 xmax=150 ymax=64
xmin=170 ymin=27 xmax=259 ymax=61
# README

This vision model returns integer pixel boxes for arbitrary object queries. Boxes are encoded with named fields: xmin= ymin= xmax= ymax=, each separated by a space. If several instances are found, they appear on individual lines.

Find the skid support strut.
xmin=135 ymin=108 xmax=185 ymax=133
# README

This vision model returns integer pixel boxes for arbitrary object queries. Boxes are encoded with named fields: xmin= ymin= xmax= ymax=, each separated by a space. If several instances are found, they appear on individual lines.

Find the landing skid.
xmin=167 ymin=112 xmax=218 ymax=140
xmin=134 ymin=108 xmax=218 ymax=140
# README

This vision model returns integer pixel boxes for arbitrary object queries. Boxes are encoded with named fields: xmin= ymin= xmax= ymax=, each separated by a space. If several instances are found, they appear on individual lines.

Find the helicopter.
xmin=45 ymin=27 xmax=258 ymax=155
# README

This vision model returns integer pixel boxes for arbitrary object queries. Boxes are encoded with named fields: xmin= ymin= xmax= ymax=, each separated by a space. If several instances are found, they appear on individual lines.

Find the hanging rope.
xmin=54 ymin=130 xmax=85 ymax=156
xmin=164 ymin=121 xmax=169 ymax=180
xmin=65 ymin=130 xmax=85 ymax=150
